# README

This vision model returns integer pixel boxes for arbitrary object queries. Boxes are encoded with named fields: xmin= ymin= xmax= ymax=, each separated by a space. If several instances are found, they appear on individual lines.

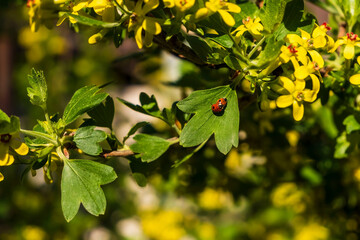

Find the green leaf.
xmin=177 ymin=85 xmax=239 ymax=154
xmin=130 ymin=134 xmax=173 ymax=162
xmin=250 ymin=36 xmax=284 ymax=68
xmin=123 ymin=122 xmax=149 ymax=144
xmin=118 ymin=93 xmax=164 ymax=120
xmin=61 ymin=159 xmax=117 ymax=222
xmin=87 ymin=96 xmax=115 ymax=129
xmin=343 ymin=115 xmax=360 ymax=134
xmin=198 ymin=13 xmax=231 ymax=34
xmin=0 ymin=116 xmax=20 ymax=135
xmin=260 ymin=0 xmax=290 ymax=32
xmin=27 ymin=68 xmax=48 ymax=110
xmin=208 ymin=35 xmax=233 ymax=48
xmin=273 ymin=0 xmax=315 ymax=40
xmin=74 ymin=126 xmax=107 ymax=156
xmin=63 ymin=86 xmax=108 ymax=125
xmin=62 ymin=12 xmax=121 ymax=28
xmin=0 ymin=109 xmax=10 ymax=123
xmin=186 ymin=35 xmax=212 ymax=62
xmin=334 ymin=132 xmax=350 ymax=159
xmin=224 ymin=54 xmax=246 ymax=70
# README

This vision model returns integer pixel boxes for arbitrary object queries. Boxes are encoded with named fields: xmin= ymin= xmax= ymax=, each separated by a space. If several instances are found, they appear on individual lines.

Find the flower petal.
xmin=313 ymin=36 xmax=326 ymax=48
xmin=329 ymin=38 xmax=345 ymax=52
xmin=276 ymin=95 xmax=293 ymax=108
xmin=135 ymin=26 xmax=143 ymax=49
xmin=0 ymin=153 xmax=14 ymax=166
xmin=308 ymin=50 xmax=324 ymax=68
xmin=218 ymin=10 xmax=235 ymax=27
xmin=309 ymin=74 xmax=320 ymax=95
xmin=10 ymin=138 xmax=29 ymax=156
xmin=163 ymin=0 xmax=175 ymax=8
xmin=344 ymin=44 xmax=355 ymax=59
xmin=293 ymin=101 xmax=304 ymax=121
xmin=195 ymin=8 xmax=209 ymax=20
xmin=294 ymin=79 xmax=305 ymax=91
xmin=0 ymin=172 xmax=3 ymax=182
xmin=143 ymin=17 xmax=161 ymax=35
xmin=73 ymin=1 xmax=88 ymax=12
xmin=278 ymin=76 xmax=295 ymax=93
xmin=300 ymin=29 xmax=311 ymax=41
xmin=294 ymin=65 xmax=309 ymax=80
xmin=350 ymin=74 xmax=360 ymax=85
xmin=142 ymin=0 xmax=159 ymax=14
xmin=225 ymin=3 xmax=241 ymax=13
xmin=303 ymin=89 xmax=317 ymax=102
xmin=286 ymin=34 xmax=303 ymax=44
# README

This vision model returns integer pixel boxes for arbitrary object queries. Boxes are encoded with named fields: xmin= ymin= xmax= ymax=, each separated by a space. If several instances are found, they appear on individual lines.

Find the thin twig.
xmin=103 ymin=149 xmax=134 ymax=158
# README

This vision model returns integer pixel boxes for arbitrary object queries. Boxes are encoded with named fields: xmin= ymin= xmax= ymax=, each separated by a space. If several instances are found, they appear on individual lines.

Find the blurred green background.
xmin=1 ymin=1 xmax=360 ymax=240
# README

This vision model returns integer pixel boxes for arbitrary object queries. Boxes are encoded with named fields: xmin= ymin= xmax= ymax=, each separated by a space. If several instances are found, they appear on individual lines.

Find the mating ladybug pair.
xmin=212 ymin=98 xmax=227 ymax=114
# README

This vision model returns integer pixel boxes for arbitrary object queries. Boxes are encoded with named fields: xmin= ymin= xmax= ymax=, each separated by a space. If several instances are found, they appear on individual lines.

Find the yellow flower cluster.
xmin=266 ymin=23 xmax=334 ymax=121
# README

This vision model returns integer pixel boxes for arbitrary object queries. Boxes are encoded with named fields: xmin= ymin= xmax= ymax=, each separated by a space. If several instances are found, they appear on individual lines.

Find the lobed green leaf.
xmin=177 ymin=85 xmax=239 ymax=154
xmin=74 ymin=126 xmax=107 ymax=156
xmin=130 ymin=134 xmax=173 ymax=162
xmin=61 ymin=159 xmax=117 ymax=222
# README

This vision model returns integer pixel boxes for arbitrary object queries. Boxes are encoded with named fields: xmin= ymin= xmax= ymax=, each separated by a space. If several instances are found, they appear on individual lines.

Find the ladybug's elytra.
xmin=212 ymin=98 xmax=227 ymax=114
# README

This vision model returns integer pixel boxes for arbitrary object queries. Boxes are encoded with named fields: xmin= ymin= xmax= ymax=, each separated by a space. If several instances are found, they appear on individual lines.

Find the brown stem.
xmin=103 ymin=149 xmax=134 ymax=158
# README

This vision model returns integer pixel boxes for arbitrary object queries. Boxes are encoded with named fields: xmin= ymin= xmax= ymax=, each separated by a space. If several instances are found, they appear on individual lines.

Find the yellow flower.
xmin=275 ymin=76 xmax=319 ymax=121
xmin=0 ymin=132 xmax=29 ymax=181
xmin=292 ymin=58 xmax=321 ymax=94
xmin=330 ymin=32 xmax=360 ymax=59
xmin=312 ymin=22 xmax=334 ymax=49
xmin=279 ymin=44 xmax=307 ymax=65
xmin=175 ymin=0 xmax=195 ymax=11
xmin=165 ymin=0 xmax=195 ymax=11
xmin=232 ymin=17 xmax=263 ymax=41
xmin=285 ymin=30 xmax=324 ymax=68
xmin=195 ymin=0 xmax=241 ymax=27
xmin=128 ymin=0 xmax=162 ymax=49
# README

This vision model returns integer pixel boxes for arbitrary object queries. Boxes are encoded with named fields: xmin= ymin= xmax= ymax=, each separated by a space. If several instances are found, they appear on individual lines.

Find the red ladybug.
xmin=212 ymin=98 xmax=227 ymax=114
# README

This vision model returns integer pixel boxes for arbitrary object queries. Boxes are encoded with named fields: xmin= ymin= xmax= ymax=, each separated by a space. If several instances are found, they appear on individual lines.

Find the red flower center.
xmin=321 ymin=22 xmax=331 ymax=31
xmin=288 ymin=44 xmax=298 ymax=54
xmin=347 ymin=32 xmax=358 ymax=41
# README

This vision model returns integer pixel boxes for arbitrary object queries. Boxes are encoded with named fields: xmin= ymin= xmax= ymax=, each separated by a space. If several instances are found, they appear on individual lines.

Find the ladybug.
xmin=212 ymin=98 xmax=227 ymax=114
